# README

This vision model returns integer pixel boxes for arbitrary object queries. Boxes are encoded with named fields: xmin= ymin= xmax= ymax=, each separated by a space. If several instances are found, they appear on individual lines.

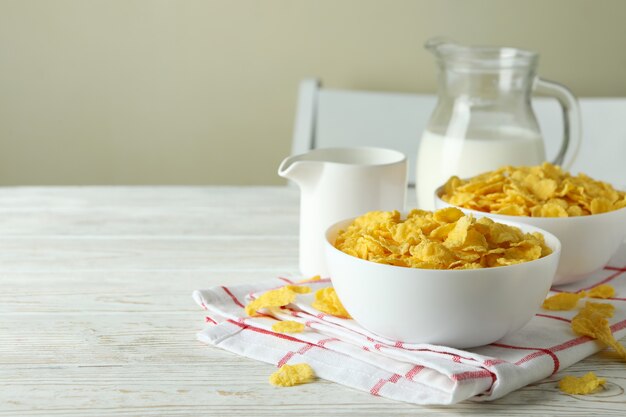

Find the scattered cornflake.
xmin=245 ymin=286 xmax=297 ymax=317
xmin=440 ymin=162 xmax=626 ymax=217
xmin=583 ymin=301 xmax=615 ymax=318
xmin=269 ymin=363 xmax=315 ymax=387
xmin=559 ymin=372 xmax=606 ymax=395
xmin=334 ymin=208 xmax=551 ymax=270
xmin=571 ymin=303 xmax=626 ymax=361
xmin=311 ymin=287 xmax=352 ymax=319
xmin=587 ymin=284 xmax=615 ymax=299
xmin=284 ymin=285 xmax=312 ymax=294
xmin=542 ymin=292 xmax=586 ymax=311
xmin=271 ymin=320 xmax=305 ymax=333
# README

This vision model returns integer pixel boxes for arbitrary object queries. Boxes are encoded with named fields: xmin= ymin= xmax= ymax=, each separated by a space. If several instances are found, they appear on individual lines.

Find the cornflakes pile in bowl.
xmin=435 ymin=163 xmax=626 ymax=285
xmin=323 ymin=208 xmax=561 ymax=348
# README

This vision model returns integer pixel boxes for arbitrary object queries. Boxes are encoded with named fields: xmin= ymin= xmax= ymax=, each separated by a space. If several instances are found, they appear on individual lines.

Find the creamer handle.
xmin=534 ymin=78 xmax=582 ymax=169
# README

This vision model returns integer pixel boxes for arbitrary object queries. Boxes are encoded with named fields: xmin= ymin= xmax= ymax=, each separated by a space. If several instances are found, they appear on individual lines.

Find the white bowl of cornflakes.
xmin=324 ymin=209 xmax=561 ymax=348
xmin=434 ymin=163 xmax=626 ymax=285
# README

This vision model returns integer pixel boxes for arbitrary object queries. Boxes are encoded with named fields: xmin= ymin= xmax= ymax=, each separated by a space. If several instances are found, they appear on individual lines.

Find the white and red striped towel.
xmin=193 ymin=245 xmax=626 ymax=404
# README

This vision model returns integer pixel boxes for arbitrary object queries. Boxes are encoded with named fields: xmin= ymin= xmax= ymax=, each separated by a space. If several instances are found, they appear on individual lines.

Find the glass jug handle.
xmin=533 ymin=78 xmax=582 ymax=169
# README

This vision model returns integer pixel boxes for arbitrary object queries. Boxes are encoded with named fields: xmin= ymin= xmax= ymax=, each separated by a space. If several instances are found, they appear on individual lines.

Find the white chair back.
xmin=293 ymin=79 xmax=626 ymax=188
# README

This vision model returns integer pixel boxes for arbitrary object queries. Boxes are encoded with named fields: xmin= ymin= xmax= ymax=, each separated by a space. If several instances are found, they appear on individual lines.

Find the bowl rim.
xmin=324 ymin=212 xmax=562 ymax=275
xmin=434 ymin=184 xmax=626 ymax=222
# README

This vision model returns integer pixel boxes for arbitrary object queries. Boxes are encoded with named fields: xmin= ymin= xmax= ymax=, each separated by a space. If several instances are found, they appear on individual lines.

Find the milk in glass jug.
xmin=416 ymin=38 xmax=581 ymax=209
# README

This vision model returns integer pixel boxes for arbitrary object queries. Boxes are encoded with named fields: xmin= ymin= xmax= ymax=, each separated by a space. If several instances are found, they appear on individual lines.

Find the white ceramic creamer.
xmin=278 ymin=147 xmax=407 ymax=277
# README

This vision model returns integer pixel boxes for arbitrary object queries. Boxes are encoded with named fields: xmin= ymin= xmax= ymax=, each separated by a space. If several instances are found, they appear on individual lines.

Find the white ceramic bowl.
xmin=434 ymin=187 xmax=626 ymax=285
xmin=324 ymin=217 xmax=561 ymax=348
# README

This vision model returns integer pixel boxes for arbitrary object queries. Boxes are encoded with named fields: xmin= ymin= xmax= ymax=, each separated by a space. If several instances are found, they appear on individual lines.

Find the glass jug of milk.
xmin=416 ymin=38 xmax=582 ymax=209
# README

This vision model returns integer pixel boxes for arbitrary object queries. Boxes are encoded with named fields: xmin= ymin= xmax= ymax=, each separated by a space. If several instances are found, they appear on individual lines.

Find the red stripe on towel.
xmin=405 ymin=365 xmax=424 ymax=381
xmin=370 ymin=379 xmax=387 ymax=396
xmin=227 ymin=319 xmax=306 ymax=344
xmin=579 ymin=268 xmax=626 ymax=291
xmin=492 ymin=343 xmax=561 ymax=375
xmin=221 ymin=286 xmax=245 ymax=308
xmin=277 ymin=276 xmax=295 ymax=284
xmin=451 ymin=370 xmax=493 ymax=382
xmin=277 ymin=351 xmax=295 ymax=367
xmin=535 ymin=313 xmax=571 ymax=323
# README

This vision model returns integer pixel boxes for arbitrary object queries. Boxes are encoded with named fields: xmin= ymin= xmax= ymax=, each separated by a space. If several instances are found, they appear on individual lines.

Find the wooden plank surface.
xmin=1 ymin=186 xmax=624 ymax=416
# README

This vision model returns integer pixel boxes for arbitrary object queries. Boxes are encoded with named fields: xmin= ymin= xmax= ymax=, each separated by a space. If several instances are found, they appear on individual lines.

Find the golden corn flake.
xmin=571 ymin=303 xmax=626 ymax=361
xmin=542 ymin=287 xmax=616 ymax=311
xmin=334 ymin=208 xmax=551 ymax=270
xmin=441 ymin=162 xmax=626 ymax=217
xmin=541 ymin=203 xmax=568 ymax=218
xmin=245 ymin=286 xmax=297 ymax=317
xmin=269 ymin=363 xmax=315 ymax=387
xmin=590 ymin=197 xmax=613 ymax=215
xmin=587 ymin=284 xmax=615 ymax=299
xmin=311 ymin=287 xmax=352 ymax=318
xmin=284 ymin=285 xmax=312 ymax=294
xmin=542 ymin=292 xmax=586 ymax=311
xmin=583 ymin=301 xmax=615 ymax=318
xmin=559 ymin=372 xmax=606 ymax=395
xmin=271 ymin=320 xmax=305 ymax=333
xmin=433 ymin=207 xmax=464 ymax=223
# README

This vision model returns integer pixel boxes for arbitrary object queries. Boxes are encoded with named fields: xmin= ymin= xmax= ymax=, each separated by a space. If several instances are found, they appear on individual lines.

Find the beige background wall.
xmin=0 ymin=0 xmax=625 ymax=185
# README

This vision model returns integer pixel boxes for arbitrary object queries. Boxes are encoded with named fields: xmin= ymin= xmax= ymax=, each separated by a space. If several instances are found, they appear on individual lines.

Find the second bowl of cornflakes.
xmin=435 ymin=163 xmax=626 ymax=284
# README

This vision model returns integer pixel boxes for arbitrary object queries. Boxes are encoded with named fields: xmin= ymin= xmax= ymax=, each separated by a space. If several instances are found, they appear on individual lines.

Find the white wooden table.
xmin=1 ymin=186 xmax=625 ymax=416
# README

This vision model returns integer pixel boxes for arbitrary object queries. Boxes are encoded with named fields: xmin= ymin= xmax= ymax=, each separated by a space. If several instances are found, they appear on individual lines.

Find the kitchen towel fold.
xmin=192 ymin=247 xmax=626 ymax=405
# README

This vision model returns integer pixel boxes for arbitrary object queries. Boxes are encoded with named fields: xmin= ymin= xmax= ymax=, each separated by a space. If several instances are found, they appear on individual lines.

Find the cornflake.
xmin=541 ymin=286 xmax=616 ymax=311
xmin=271 ymin=320 xmax=305 ymax=334
xmin=583 ymin=301 xmax=615 ymax=318
xmin=587 ymin=284 xmax=615 ymax=299
xmin=269 ymin=363 xmax=315 ymax=387
xmin=245 ymin=286 xmax=297 ymax=317
xmin=559 ymin=298 xmax=623 ymax=392
xmin=284 ymin=285 xmax=312 ymax=294
xmin=312 ymin=287 xmax=352 ymax=318
xmin=559 ymin=372 xmax=606 ymax=395
xmin=334 ymin=208 xmax=551 ymax=270
xmin=542 ymin=292 xmax=586 ymax=311
xmin=571 ymin=302 xmax=626 ymax=361
xmin=440 ymin=162 xmax=626 ymax=217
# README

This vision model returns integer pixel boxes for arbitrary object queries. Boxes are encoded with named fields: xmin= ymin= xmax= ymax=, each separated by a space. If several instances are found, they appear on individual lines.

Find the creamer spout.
xmin=277 ymin=155 xmax=321 ymax=188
